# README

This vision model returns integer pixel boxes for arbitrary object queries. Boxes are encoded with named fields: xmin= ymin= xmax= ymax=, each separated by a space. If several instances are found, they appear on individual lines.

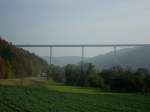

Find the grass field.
xmin=0 ymin=79 xmax=150 ymax=112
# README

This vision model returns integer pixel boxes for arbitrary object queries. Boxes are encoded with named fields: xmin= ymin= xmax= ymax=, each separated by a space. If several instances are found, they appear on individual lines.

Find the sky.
xmin=0 ymin=0 xmax=150 ymax=57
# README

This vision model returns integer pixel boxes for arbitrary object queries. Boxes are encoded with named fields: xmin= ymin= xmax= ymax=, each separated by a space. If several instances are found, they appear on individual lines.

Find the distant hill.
xmin=0 ymin=37 xmax=48 ymax=78
xmin=87 ymin=46 xmax=150 ymax=70
xmin=42 ymin=47 xmax=150 ymax=70
xmin=42 ymin=56 xmax=85 ymax=65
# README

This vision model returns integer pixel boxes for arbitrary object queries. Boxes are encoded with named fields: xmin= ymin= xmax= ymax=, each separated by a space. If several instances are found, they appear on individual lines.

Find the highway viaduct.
xmin=15 ymin=44 xmax=150 ymax=65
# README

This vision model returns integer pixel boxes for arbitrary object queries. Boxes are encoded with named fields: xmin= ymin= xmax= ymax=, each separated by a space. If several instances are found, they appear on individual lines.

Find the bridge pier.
xmin=114 ymin=46 xmax=117 ymax=57
xmin=81 ymin=46 xmax=85 ymax=74
xmin=81 ymin=46 xmax=84 ymax=64
xmin=113 ymin=46 xmax=117 ymax=64
xmin=49 ymin=47 xmax=52 ymax=65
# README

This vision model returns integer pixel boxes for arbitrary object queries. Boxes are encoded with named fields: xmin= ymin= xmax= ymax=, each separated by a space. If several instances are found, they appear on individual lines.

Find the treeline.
xmin=48 ymin=64 xmax=150 ymax=93
xmin=0 ymin=37 xmax=48 ymax=78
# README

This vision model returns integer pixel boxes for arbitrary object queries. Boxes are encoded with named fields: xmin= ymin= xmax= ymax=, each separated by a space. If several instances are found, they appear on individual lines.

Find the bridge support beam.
xmin=113 ymin=46 xmax=117 ymax=64
xmin=114 ymin=46 xmax=117 ymax=57
xmin=49 ymin=47 xmax=52 ymax=65
xmin=81 ymin=47 xmax=84 ymax=75
xmin=81 ymin=46 xmax=84 ymax=64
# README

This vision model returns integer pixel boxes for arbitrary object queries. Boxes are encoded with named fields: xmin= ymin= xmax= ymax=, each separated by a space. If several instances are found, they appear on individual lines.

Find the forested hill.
xmin=87 ymin=46 xmax=150 ymax=70
xmin=0 ymin=37 xmax=48 ymax=78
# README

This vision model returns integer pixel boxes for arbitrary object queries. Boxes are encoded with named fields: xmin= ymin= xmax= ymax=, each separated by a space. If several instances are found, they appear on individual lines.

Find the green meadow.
xmin=0 ymin=79 xmax=150 ymax=112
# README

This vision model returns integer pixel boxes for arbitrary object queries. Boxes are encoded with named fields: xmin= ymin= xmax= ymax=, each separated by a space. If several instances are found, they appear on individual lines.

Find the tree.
xmin=143 ymin=75 xmax=150 ymax=93
xmin=0 ymin=37 xmax=48 ymax=79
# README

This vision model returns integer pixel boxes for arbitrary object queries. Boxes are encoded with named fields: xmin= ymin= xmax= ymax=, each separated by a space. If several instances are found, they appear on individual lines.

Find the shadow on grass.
xmin=40 ymin=81 xmax=132 ymax=96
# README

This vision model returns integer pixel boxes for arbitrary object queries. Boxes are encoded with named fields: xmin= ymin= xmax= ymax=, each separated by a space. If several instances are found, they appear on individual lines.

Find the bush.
xmin=47 ymin=64 xmax=150 ymax=93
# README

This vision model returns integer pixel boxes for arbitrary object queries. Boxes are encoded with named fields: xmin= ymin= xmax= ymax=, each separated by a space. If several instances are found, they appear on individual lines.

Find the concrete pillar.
xmin=49 ymin=47 xmax=52 ymax=65
xmin=114 ymin=46 xmax=117 ymax=57
xmin=113 ymin=46 xmax=117 ymax=64
xmin=81 ymin=46 xmax=85 ymax=75
xmin=82 ymin=46 xmax=84 ymax=64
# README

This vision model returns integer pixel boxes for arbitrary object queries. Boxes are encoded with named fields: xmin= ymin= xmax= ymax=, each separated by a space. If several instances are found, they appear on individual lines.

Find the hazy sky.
xmin=0 ymin=0 xmax=150 ymax=57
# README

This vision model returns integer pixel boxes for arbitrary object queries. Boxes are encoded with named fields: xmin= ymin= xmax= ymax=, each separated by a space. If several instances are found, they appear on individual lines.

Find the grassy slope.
xmin=0 ymin=79 xmax=150 ymax=112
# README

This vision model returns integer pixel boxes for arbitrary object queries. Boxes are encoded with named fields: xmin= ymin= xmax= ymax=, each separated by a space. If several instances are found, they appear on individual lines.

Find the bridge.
xmin=15 ymin=44 xmax=150 ymax=65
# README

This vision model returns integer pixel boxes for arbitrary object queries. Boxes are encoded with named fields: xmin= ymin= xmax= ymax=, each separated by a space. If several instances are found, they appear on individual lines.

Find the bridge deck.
xmin=15 ymin=44 xmax=150 ymax=65
xmin=15 ymin=44 xmax=150 ymax=47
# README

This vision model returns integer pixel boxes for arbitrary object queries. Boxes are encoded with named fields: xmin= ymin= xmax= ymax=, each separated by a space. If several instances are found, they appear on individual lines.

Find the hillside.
xmin=87 ymin=46 xmax=150 ymax=69
xmin=0 ymin=37 xmax=48 ymax=78
xmin=42 ymin=46 xmax=150 ymax=70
